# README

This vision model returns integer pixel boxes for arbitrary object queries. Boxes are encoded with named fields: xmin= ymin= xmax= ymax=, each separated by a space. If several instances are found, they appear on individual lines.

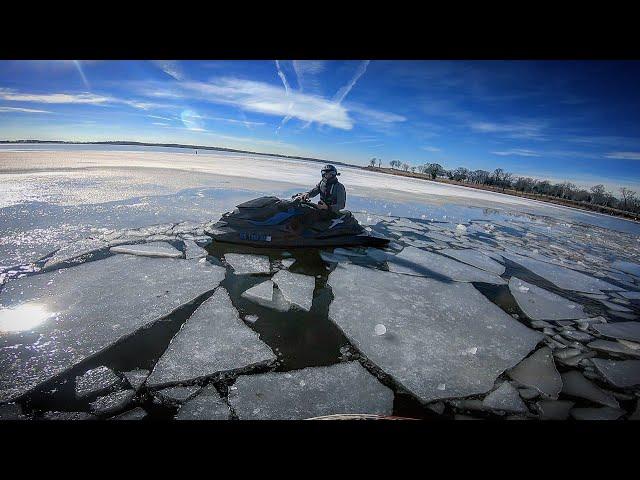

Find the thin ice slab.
xmin=587 ymin=340 xmax=640 ymax=358
xmin=241 ymin=280 xmax=274 ymax=305
xmin=0 ymin=255 xmax=226 ymax=402
xmin=75 ymin=366 xmax=122 ymax=399
xmin=386 ymin=246 xmax=506 ymax=285
xmin=112 ymin=407 xmax=147 ymax=420
xmin=481 ymin=382 xmax=528 ymax=414
xmin=570 ymin=407 xmax=625 ymax=421
xmin=110 ymin=241 xmax=183 ymax=258
xmin=124 ymin=369 xmax=149 ymax=391
xmin=508 ymin=277 xmax=587 ymax=321
xmin=560 ymin=371 xmax=619 ymax=408
xmin=536 ymin=400 xmax=574 ymax=420
xmin=146 ymin=287 xmax=276 ymax=388
xmin=224 ymin=253 xmax=270 ymax=274
xmin=229 ymin=362 xmax=394 ymax=420
xmin=174 ymin=384 xmax=231 ymax=420
xmin=508 ymin=347 xmax=562 ymax=399
xmin=502 ymin=251 xmax=621 ymax=293
xmin=271 ymin=270 xmax=315 ymax=312
xmin=440 ymin=248 xmax=505 ymax=275
xmin=327 ymin=264 xmax=542 ymax=403
xmin=44 ymin=238 xmax=108 ymax=270
xmin=593 ymin=322 xmax=640 ymax=343
xmin=612 ymin=260 xmax=640 ymax=277
xmin=89 ymin=389 xmax=135 ymax=416
xmin=154 ymin=385 xmax=201 ymax=404
xmin=591 ymin=359 xmax=640 ymax=388
xmin=183 ymin=239 xmax=208 ymax=260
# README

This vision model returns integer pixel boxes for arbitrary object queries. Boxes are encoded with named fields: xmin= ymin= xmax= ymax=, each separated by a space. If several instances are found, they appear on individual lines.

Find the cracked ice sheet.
xmin=271 ymin=270 xmax=316 ymax=312
xmin=327 ymin=264 xmax=542 ymax=403
xmin=0 ymin=255 xmax=226 ymax=402
xmin=229 ymin=362 xmax=394 ymax=420
xmin=440 ymin=248 xmax=505 ymax=275
xmin=224 ymin=253 xmax=270 ymax=275
xmin=501 ymin=251 xmax=621 ymax=293
xmin=508 ymin=277 xmax=587 ymax=321
xmin=146 ymin=287 xmax=276 ymax=388
xmin=110 ymin=241 xmax=183 ymax=258
xmin=386 ymin=246 xmax=506 ymax=285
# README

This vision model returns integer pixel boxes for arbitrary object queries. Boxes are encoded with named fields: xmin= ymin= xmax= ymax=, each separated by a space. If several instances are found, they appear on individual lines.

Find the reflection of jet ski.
xmin=209 ymin=196 xmax=390 ymax=248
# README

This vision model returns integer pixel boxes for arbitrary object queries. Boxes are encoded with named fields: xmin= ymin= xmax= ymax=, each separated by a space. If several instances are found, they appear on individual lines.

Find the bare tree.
xmin=620 ymin=187 xmax=637 ymax=209
xmin=377 ymin=159 xmax=382 ymax=168
xmin=369 ymin=158 xmax=377 ymax=168
xmin=410 ymin=166 xmax=416 ymax=173
xmin=402 ymin=163 xmax=410 ymax=172
xmin=590 ymin=184 xmax=606 ymax=205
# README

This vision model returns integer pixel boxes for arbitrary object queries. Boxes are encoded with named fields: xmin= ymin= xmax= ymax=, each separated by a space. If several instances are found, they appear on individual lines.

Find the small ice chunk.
xmin=508 ymin=277 xmax=587 ymax=321
xmin=89 ymin=389 xmax=135 ymax=416
xmin=123 ymin=369 xmax=149 ymax=391
xmin=183 ymin=239 xmax=208 ymax=260
xmin=0 ymin=403 xmax=24 ymax=420
xmin=244 ymin=314 xmax=259 ymax=324
xmin=518 ymin=388 xmax=539 ymax=400
xmin=281 ymin=259 xmax=296 ymax=269
xmin=112 ymin=407 xmax=147 ymax=420
xmin=155 ymin=385 xmax=201 ymax=404
xmin=271 ymin=270 xmax=315 ymax=312
xmin=75 ymin=366 xmax=122 ymax=399
xmin=146 ymin=288 xmax=276 ymax=388
xmin=224 ymin=253 xmax=270 ymax=274
xmin=508 ymin=347 xmax=562 ymax=399
xmin=587 ymin=340 xmax=640 ymax=357
xmin=536 ymin=400 xmax=574 ymax=420
xmin=561 ymin=370 xmax=619 ymax=408
xmin=44 ymin=238 xmax=108 ymax=269
xmin=593 ymin=322 xmax=640 ymax=343
xmin=427 ymin=402 xmax=445 ymax=415
xmin=374 ymin=324 xmax=387 ymax=336
xmin=175 ymin=384 xmax=230 ymax=420
xmin=570 ymin=407 xmax=625 ymax=421
xmin=42 ymin=411 xmax=96 ymax=420
xmin=110 ymin=242 xmax=183 ymax=258
xmin=229 ymin=362 xmax=394 ymax=420
xmin=387 ymin=246 xmax=506 ymax=284
xmin=333 ymin=248 xmax=366 ymax=257
xmin=440 ymin=248 xmax=506 ymax=275
xmin=619 ymin=291 xmax=640 ymax=300
xmin=591 ymin=359 xmax=640 ymax=388
xmin=612 ymin=260 xmax=640 ymax=277
xmin=241 ymin=280 xmax=274 ymax=304
xmin=320 ymin=251 xmax=351 ymax=264
xmin=561 ymin=330 xmax=594 ymax=342
xmin=482 ymin=382 xmax=528 ymax=414
xmin=598 ymin=299 xmax=633 ymax=313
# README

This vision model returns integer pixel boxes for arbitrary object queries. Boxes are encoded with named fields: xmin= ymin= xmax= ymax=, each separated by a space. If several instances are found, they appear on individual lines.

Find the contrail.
xmin=73 ymin=60 xmax=90 ymax=89
xmin=333 ymin=60 xmax=369 ymax=104
xmin=275 ymin=60 xmax=294 ymax=134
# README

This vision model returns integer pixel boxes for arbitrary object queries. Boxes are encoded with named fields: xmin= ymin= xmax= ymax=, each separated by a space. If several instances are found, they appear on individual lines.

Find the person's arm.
xmin=330 ymin=183 xmax=346 ymax=212
xmin=306 ymin=183 xmax=321 ymax=198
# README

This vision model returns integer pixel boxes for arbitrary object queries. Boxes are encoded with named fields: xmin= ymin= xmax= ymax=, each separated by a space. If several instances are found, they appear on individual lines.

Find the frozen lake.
xmin=1 ymin=144 xmax=639 ymax=421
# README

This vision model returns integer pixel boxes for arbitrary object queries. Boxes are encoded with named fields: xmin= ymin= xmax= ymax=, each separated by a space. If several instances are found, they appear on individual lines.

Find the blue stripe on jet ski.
xmin=248 ymin=208 xmax=299 ymax=226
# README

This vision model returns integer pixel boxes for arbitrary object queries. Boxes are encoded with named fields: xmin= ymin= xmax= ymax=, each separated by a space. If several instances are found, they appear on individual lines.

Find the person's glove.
xmin=301 ymin=193 xmax=310 ymax=201
xmin=317 ymin=200 xmax=329 ymax=210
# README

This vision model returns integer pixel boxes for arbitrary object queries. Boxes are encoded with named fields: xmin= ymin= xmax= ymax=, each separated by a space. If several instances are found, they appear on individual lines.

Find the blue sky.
xmin=1 ymin=60 xmax=639 ymax=192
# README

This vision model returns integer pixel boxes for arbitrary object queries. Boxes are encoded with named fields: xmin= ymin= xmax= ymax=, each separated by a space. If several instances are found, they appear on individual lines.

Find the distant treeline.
xmin=374 ymin=158 xmax=640 ymax=217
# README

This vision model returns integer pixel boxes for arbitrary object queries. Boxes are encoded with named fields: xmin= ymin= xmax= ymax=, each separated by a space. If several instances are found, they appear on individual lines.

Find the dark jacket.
xmin=307 ymin=179 xmax=346 ymax=213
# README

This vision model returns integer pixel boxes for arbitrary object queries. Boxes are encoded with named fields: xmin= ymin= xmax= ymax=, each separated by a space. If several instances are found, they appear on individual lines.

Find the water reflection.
xmin=0 ymin=302 xmax=55 ymax=333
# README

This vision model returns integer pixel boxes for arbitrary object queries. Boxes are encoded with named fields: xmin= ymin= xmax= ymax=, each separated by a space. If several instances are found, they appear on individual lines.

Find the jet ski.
xmin=209 ymin=196 xmax=390 ymax=248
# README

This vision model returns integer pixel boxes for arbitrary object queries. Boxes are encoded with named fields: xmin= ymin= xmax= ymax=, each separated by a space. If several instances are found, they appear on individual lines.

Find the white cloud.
xmin=471 ymin=121 xmax=545 ymax=139
xmin=0 ymin=106 xmax=52 ymax=113
xmin=421 ymin=146 xmax=441 ymax=152
xmin=0 ymin=89 xmax=110 ymax=104
xmin=179 ymin=78 xmax=354 ymax=130
xmin=605 ymin=151 xmax=640 ymax=160
xmin=491 ymin=149 xmax=541 ymax=157
xmin=333 ymin=60 xmax=370 ymax=104
xmin=292 ymin=60 xmax=326 ymax=93
xmin=152 ymin=61 xmax=185 ymax=81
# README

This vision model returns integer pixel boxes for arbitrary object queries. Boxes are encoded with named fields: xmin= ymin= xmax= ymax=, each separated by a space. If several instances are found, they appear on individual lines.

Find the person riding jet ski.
xmin=297 ymin=164 xmax=346 ymax=216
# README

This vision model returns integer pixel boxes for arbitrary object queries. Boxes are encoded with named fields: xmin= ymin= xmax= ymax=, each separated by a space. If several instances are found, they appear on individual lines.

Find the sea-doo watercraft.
xmin=209 ymin=196 xmax=390 ymax=248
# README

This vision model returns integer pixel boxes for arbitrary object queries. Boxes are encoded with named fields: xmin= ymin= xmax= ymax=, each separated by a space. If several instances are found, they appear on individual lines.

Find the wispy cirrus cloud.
xmin=605 ymin=151 xmax=640 ymax=160
xmin=152 ymin=61 xmax=185 ymax=81
xmin=491 ymin=148 xmax=541 ymax=157
xmin=0 ymin=106 xmax=53 ymax=114
xmin=421 ymin=145 xmax=441 ymax=152
xmin=471 ymin=120 xmax=546 ymax=140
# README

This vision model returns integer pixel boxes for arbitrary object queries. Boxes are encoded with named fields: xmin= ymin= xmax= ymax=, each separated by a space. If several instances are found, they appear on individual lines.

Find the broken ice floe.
xmin=327 ymin=264 xmax=541 ymax=403
xmin=570 ymin=406 xmax=625 ymax=421
xmin=508 ymin=347 xmax=562 ymax=399
xmin=241 ymin=280 xmax=274 ymax=304
xmin=110 ymin=241 xmax=183 ymax=258
xmin=43 ymin=238 xmax=108 ymax=270
xmin=591 ymin=359 xmax=640 ymax=388
xmin=618 ymin=291 xmax=640 ymax=300
xmin=281 ymin=258 xmax=296 ymax=269
xmin=124 ymin=369 xmax=149 ymax=391
xmin=481 ymin=382 xmax=528 ymax=414
xmin=386 ymin=246 xmax=506 ymax=284
xmin=508 ymin=277 xmax=587 ymax=321
xmin=271 ymin=270 xmax=315 ymax=312
xmin=154 ymin=385 xmax=201 ymax=404
xmin=560 ymin=370 xmax=619 ymax=408
xmin=112 ymin=407 xmax=147 ymax=420
xmin=587 ymin=339 xmax=640 ymax=358
xmin=42 ymin=411 xmax=97 ymax=421
xmin=223 ymin=253 xmax=270 ymax=274
xmin=146 ymin=287 xmax=276 ymax=388
xmin=75 ymin=366 xmax=122 ymax=399
xmin=440 ymin=248 xmax=505 ymax=275
xmin=535 ymin=400 xmax=574 ymax=420
xmin=0 ymin=402 xmax=24 ymax=420
xmin=228 ymin=362 xmax=394 ymax=420
xmin=174 ymin=384 xmax=230 ymax=420
xmin=0 ymin=255 xmax=226 ymax=403
xmin=89 ymin=389 xmax=135 ymax=416
xmin=612 ymin=260 xmax=640 ymax=278
xmin=501 ymin=251 xmax=621 ymax=293
xmin=183 ymin=239 xmax=208 ymax=259
xmin=593 ymin=322 xmax=640 ymax=343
